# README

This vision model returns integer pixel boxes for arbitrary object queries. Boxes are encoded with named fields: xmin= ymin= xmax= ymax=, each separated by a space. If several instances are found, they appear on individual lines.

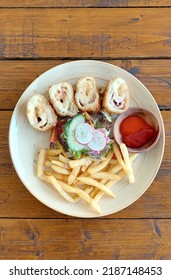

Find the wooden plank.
xmin=1 ymin=8 xmax=171 ymax=59
xmin=0 ymin=219 xmax=170 ymax=259
xmin=0 ymin=0 xmax=171 ymax=8
xmin=0 ymin=59 xmax=171 ymax=110
xmin=0 ymin=111 xmax=170 ymax=218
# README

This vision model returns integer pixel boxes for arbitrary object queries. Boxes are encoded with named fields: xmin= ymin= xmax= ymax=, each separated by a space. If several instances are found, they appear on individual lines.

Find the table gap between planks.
xmin=0 ymin=1 xmax=171 ymax=259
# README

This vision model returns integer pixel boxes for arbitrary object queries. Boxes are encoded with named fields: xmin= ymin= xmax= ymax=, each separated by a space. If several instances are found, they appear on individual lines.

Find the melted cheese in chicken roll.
xmin=103 ymin=78 xmax=129 ymax=114
xmin=27 ymin=94 xmax=57 ymax=131
xmin=49 ymin=82 xmax=78 ymax=117
xmin=75 ymin=77 xmax=100 ymax=112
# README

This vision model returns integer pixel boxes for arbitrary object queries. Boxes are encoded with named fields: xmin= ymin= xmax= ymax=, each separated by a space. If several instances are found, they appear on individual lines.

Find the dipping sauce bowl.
xmin=113 ymin=107 xmax=161 ymax=153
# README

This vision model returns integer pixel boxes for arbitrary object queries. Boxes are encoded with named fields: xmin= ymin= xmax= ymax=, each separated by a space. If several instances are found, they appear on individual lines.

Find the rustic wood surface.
xmin=1 ymin=219 xmax=171 ymax=260
xmin=0 ymin=1 xmax=171 ymax=8
xmin=0 ymin=2 xmax=171 ymax=260
xmin=1 ymin=8 xmax=171 ymax=59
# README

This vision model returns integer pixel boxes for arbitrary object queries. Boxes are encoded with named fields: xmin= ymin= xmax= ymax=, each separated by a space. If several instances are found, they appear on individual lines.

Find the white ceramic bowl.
xmin=9 ymin=60 xmax=165 ymax=217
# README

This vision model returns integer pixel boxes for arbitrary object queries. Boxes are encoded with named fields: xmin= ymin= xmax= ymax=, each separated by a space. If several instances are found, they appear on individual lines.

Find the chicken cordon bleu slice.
xmin=26 ymin=94 xmax=57 ymax=131
xmin=75 ymin=76 xmax=100 ymax=112
xmin=49 ymin=82 xmax=78 ymax=117
xmin=103 ymin=78 xmax=129 ymax=114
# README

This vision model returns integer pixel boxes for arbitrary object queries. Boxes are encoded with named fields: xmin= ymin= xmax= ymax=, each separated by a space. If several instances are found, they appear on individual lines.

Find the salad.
xmin=50 ymin=112 xmax=117 ymax=160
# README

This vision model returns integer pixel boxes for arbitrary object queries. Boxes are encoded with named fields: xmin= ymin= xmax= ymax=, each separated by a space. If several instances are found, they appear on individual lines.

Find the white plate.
xmin=9 ymin=60 xmax=165 ymax=217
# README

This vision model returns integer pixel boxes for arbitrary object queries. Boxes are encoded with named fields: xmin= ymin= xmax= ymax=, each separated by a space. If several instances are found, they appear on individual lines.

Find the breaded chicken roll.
xmin=49 ymin=82 xmax=78 ymax=117
xmin=27 ymin=94 xmax=57 ymax=131
xmin=75 ymin=76 xmax=100 ymax=112
xmin=103 ymin=78 xmax=129 ymax=114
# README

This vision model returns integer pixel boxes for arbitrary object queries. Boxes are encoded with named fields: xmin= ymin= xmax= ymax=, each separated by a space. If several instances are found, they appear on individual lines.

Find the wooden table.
xmin=0 ymin=1 xmax=171 ymax=260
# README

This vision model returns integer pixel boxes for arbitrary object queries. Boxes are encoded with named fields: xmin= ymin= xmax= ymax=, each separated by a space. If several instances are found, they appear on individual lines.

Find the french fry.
xmin=51 ymin=160 xmax=66 ymax=167
xmin=74 ymin=187 xmax=101 ymax=214
xmin=109 ymin=159 xmax=118 ymax=165
xmin=92 ymin=157 xmax=106 ymax=162
xmin=109 ymin=153 xmax=138 ymax=174
xmin=51 ymin=165 xmax=70 ymax=175
xmin=73 ymin=186 xmax=94 ymax=202
xmin=90 ymin=172 xmax=121 ymax=181
xmin=47 ymin=149 xmax=62 ymax=156
xmin=120 ymin=143 xmax=135 ymax=183
xmin=44 ymin=170 xmax=69 ymax=181
xmin=51 ymin=160 xmax=70 ymax=169
xmin=37 ymin=141 xmax=139 ymax=214
xmin=41 ymin=175 xmax=75 ymax=203
xmin=47 ymin=156 xmax=59 ymax=161
xmin=90 ymin=178 xmax=111 ymax=198
xmin=85 ymin=161 xmax=99 ymax=174
xmin=58 ymin=180 xmax=101 ymax=214
xmin=85 ymin=158 xmax=106 ymax=175
xmin=101 ymin=179 xmax=108 ymax=184
xmin=68 ymin=166 xmax=81 ymax=185
xmin=87 ymin=150 xmax=113 ymax=174
xmin=94 ymin=174 xmax=125 ymax=203
xmin=44 ymin=160 xmax=52 ymax=167
xmin=94 ymin=178 xmax=120 ymax=202
xmin=90 ymin=188 xmax=99 ymax=198
xmin=37 ymin=149 xmax=46 ymax=177
xmin=118 ymin=170 xmax=126 ymax=177
xmin=77 ymin=177 xmax=115 ymax=198
xmin=53 ymin=174 xmax=68 ymax=182
xmin=113 ymin=142 xmax=138 ymax=183
xmin=59 ymin=154 xmax=70 ymax=164
xmin=113 ymin=142 xmax=133 ymax=181
xmin=88 ymin=161 xmax=98 ymax=168
xmin=112 ymin=142 xmax=128 ymax=172
xmin=79 ymin=170 xmax=89 ymax=178
xmin=69 ymin=156 xmax=92 ymax=169
xmin=81 ymin=158 xmax=93 ymax=172
xmin=109 ymin=163 xmax=124 ymax=174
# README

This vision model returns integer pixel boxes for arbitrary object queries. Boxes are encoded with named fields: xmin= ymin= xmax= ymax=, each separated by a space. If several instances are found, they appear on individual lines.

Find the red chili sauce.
xmin=120 ymin=115 xmax=156 ymax=148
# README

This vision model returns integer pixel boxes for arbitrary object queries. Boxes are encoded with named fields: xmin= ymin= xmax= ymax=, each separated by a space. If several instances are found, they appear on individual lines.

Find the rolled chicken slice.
xmin=49 ymin=82 xmax=78 ymax=117
xmin=103 ymin=78 xmax=129 ymax=114
xmin=75 ymin=76 xmax=100 ymax=112
xmin=26 ymin=93 xmax=57 ymax=131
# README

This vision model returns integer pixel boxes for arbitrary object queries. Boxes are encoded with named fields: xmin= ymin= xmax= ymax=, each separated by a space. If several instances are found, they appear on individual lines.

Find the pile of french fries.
xmin=37 ymin=142 xmax=138 ymax=214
